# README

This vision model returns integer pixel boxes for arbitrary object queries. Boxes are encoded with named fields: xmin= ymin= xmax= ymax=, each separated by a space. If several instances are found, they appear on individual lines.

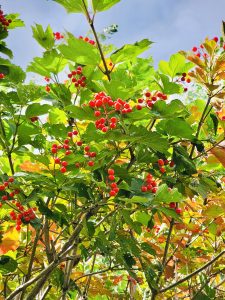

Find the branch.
xmin=81 ymin=0 xmax=111 ymax=81
xmin=189 ymin=96 xmax=212 ymax=158
xmin=159 ymin=250 xmax=225 ymax=294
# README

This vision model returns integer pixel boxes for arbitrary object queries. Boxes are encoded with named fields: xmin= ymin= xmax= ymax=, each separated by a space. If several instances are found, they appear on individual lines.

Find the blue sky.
xmin=2 ymin=0 xmax=225 ymax=70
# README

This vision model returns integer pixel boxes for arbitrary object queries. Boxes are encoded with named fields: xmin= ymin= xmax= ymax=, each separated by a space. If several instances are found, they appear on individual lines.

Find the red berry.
xmin=108 ymin=169 xmax=115 ymax=175
xmin=175 ymin=208 xmax=182 ymax=214
xmin=54 ymin=158 xmax=61 ymax=164
xmin=64 ymin=139 xmax=70 ymax=144
xmin=68 ymin=132 xmax=73 ymax=137
xmin=65 ymin=150 xmax=72 ymax=155
xmin=110 ymin=123 xmax=116 ymax=129
xmin=158 ymin=159 xmax=164 ymax=166
xmin=61 ymin=161 xmax=68 ymax=167
xmin=109 ymin=190 xmax=116 ymax=197
xmin=51 ymin=148 xmax=57 ymax=154
xmin=152 ymin=187 xmax=157 ymax=193
xmin=192 ymin=46 xmax=198 ymax=52
xmin=169 ymin=202 xmax=176 ymax=209
xmin=110 ymin=117 xmax=117 ymax=123
xmin=136 ymin=104 xmax=142 ymax=110
xmin=16 ymin=225 xmax=21 ymax=231
xmin=88 ymin=161 xmax=94 ymax=167
xmin=145 ymin=92 xmax=151 ymax=97
xmin=160 ymin=167 xmax=166 ymax=173
xmin=0 ymin=185 xmax=5 ymax=191
xmin=73 ymin=130 xmax=78 ymax=135
xmin=111 ymin=182 xmax=117 ymax=188
xmin=141 ymin=186 xmax=147 ymax=192
xmin=213 ymin=37 xmax=218 ymax=42
xmin=14 ymin=189 xmax=20 ymax=194
xmin=102 ymin=127 xmax=108 ymax=133
xmin=94 ymin=111 xmax=101 ymax=117
xmin=60 ymin=167 xmax=67 ymax=173
xmin=45 ymin=85 xmax=51 ymax=92
xmin=108 ymin=175 xmax=115 ymax=181
xmin=75 ymin=162 xmax=80 ymax=168
xmin=8 ymin=177 xmax=14 ymax=183
xmin=77 ymin=141 xmax=83 ymax=146
xmin=84 ymin=146 xmax=90 ymax=152
xmin=2 ymin=195 xmax=8 ymax=201
xmin=169 ymin=161 xmax=175 ymax=167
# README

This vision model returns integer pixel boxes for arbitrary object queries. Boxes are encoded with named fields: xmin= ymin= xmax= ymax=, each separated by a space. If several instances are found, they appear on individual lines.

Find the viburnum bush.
xmin=1 ymin=1 xmax=225 ymax=299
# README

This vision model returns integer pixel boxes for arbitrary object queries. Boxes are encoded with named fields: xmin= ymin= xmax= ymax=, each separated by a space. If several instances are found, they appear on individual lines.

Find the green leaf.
xmin=58 ymin=34 xmax=101 ymax=65
xmin=160 ymin=118 xmax=194 ymax=139
xmin=173 ymin=146 xmax=197 ymax=175
xmin=158 ymin=207 xmax=182 ymax=220
xmin=0 ymin=256 xmax=18 ymax=274
xmin=26 ymin=103 xmax=51 ymax=118
xmin=159 ymin=53 xmax=194 ymax=78
xmin=154 ymin=184 xmax=183 ymax=204
xmin=53 ymin=0 xmax=87 ymax=13
xmin=0 ymin=42 xmax=13 ymax=58
xmin=151 ymin=99 xmax=188 ymax=119
xmin=49 ymin=107 xmax=67 ymax=124
xmin=204 ymin=205 xmax=224 ymax=218
xmin=135 ymin=211 xmax=151 ymax=226
xmin=92 ymin=0 xmax=121 ymax=12
xmin=158 ymin=74 xmax=183 ymax=94
xmin=111 ymin=39 xmax=153 ymax=63
xmin=27 ymin=49 xmax=67 ymax=76
xmin=140 ymin=242 xmax=156 ymax=256
xmin=210 ymin=113 xmax=218 ymax=135
xmin=7 ymin=14 xmax=25 ymax=29
xmin=66 ymin=105 xmax=96 ymax=121
xmin=32 ymin=24 xmax=55 ymax=50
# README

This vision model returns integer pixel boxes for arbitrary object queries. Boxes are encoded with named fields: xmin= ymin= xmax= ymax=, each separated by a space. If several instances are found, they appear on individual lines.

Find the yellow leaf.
xmin=0 ymin=227 xmax=20 ymax=255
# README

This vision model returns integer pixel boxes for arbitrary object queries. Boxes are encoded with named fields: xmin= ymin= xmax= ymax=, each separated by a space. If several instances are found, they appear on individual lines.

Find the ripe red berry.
xmin=145 ymin=92 xmax=151 ymax=97
xmin=111 ymin=182 xmax=117 ymax=188
xmin=152 ymin=187 xmax=157 ymax=193
xmin=88 ymin=161 xmax=94 ymax=167
xmin=45 ymin=85 xmax=51 ymax=92
xmin=84 ymin=146 xmax=90 ymax=152
xmin=136 ymin=104 xmax=142 ymax=110
xmin=141 ymin=186 xmax=147 ymax=192
xmin=169 ymin=202 xmax=176 ymax=209
xmin=158 ymin=159 xmax=164 ymax=166
xmin=15 ymin=225 xmax=21 ymax=231
xmin=108 ymin=169 xmax=115 ymax=175
xmin=60 ymin=167 xmax=67 ymax=173
xmin=213 ymin=36 xmax=218 ymax=42
xmin=169 ymin=161 xmax=175 ymax=167
xmin=160 ymin=167 xmax=166 ymax=173
xmin=54 ymin=158 xmax=61 ymax=164
xmin=94 ymin=111 xmax=101 ymax=117
xmin=110 ymin=117 xmax=117 ymax=123
xmin=77 ymin=141 xmax=83 ymax=146
xmin=73 ymin=130 xmax=78 ymax=135
xmin=64 ymin=139 xmax=70 ymax=144
xmin=68 ymin=132 xmax=73 ymax=137
xmin=65 ymin=150 xmax=72 ymax=155
xmin=108 ymin=175 xmax=115 ymax=181
xmin=175 ymin=208 xmax=182 ymax=214
xmin=102 ymin=127 xmax=108 ymax=133
xmin=8 ymin=177 xmax=14 ymax=183
xmin=109 ymin=190 xmax=116 ymax=197
xmin=2 ymin=195 xmax=8 ymax=201
xmin=0 ymin=185 xmax=5 ymax=191
xmin=110 ymin=123 xmax=116 ymax=129
xmin=51 ymin=148 xmax=57 ymax=154
xmin=192 ymin=46 xmax=198 ymax=52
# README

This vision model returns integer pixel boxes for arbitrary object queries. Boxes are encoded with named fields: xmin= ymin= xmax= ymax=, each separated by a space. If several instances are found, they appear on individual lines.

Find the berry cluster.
xmin=51 ymin=130 xmax=97 ymax=173
xmin=192 ymin=37 xmax=219 ymax=58
xmin=136 ymin=91 xmax=167 ymax=110
xmin=169 ymin=202 xmax=182 ymax=214
xmin=53 ymin=32 xmax=64 ymax=40
xmin=107 ymin=169 xmax=119 ymax=197
xmin=67 ymin=66 xmax=86 ymax=88
xmin=157 ymin=159 xmax=175 ymax=174
xmin=10 ymin=208 xmax=37 ymax=231
xmin=141 ymin=173 xmax=158 ymax=193
xmin=79 ymin=35 xmax=95 ymax=45
xmin=0 ymin=9 xmax=12 ymax=30
xmin=0 ymin=177 xmax=37 ymax=231
xmin=89 ymin=92 xmax=132 ymax=133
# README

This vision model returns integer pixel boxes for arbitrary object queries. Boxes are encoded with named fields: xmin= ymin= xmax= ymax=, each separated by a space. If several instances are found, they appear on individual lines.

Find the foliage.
xmin=0 ymin=2 xmax=225 ymax=300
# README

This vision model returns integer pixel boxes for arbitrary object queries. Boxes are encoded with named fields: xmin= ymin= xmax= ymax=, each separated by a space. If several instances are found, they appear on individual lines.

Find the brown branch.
xmin=159 ymin=250 xmax=225 ymax=294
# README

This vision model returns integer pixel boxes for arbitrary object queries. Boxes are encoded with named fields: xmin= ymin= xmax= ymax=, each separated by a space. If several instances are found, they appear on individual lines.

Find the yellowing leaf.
xmin=211 ymin=147 xmax=225 ymax=167
xmin=0 ymin=228 xmax=20 ymax=255
xmin=20 ymin=160 xmax=47 ymax=173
